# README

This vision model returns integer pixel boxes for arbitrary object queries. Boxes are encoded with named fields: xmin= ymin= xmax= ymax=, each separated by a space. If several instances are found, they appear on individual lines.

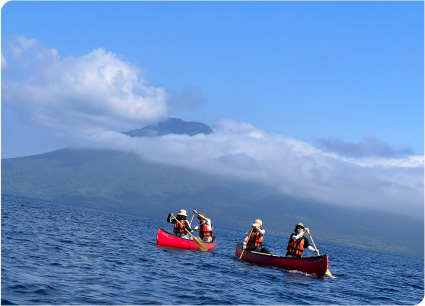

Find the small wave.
xmin=2 ymin=196 xmax=423 ymax=305
xmin=1 ymin=298 xmax=17 ymax=305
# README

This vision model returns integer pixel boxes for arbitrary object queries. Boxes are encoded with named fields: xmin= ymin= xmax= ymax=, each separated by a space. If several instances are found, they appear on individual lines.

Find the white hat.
xmin=177 ymin=209 xmax=187 ymax=217
xmin=253 ymin=219 xmax=262 ymax=227
xmin=295 ymin=222 xmax=304 ymax=231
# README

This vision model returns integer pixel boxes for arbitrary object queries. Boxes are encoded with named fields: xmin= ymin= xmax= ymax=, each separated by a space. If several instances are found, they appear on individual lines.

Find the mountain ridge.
xmin=2 ymin=146 xmax=423 ymax=258
xmin=123 ymin=118 xmax=213 ymax=137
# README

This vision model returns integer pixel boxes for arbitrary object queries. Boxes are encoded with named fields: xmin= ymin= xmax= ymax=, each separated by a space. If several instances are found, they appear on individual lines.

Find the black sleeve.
xmin=303 ymin=236 xmax=311 ymax=248
xmin=167 ymin=214 xmax=176 ymax=223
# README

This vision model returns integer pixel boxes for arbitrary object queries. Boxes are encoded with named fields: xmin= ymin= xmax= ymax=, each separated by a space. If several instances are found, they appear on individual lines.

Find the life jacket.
xmin=287 ymin=235 xmax=305 ymax=256
xmin=173 ymin=219 xmax=187 ymax=234
xmin=199 ymin=222 xmax=213 ymax=238
xmin=247 ymin=230 xmax=263 ymax=247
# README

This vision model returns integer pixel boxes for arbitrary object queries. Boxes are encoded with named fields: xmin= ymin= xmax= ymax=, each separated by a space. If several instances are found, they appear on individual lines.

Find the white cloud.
xmin=1 ymin=54 xmax=8 ymax=69
xmin=317 ymin=136 xmax=413 ymax=158
xmin=80 ymin=119 xmax=424 ymax=218
xmin=2 ymin=37 xmax=169 ymax=136
xmin=3 ymin=37 xmax=423 ymax=217
xmin=170 ymin=85 xmax=206 ymax=110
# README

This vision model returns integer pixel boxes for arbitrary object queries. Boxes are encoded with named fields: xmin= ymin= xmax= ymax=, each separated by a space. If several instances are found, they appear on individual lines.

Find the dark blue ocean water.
xmin=2 ymin=194 xmax=424 ymax=305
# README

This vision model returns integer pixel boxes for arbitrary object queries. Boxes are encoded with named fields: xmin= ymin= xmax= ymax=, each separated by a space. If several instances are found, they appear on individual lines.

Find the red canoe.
xmin=156 ymin=228 xmax=217 ymax=251
xmin=235 ymin=241 xmax=328 ymax=277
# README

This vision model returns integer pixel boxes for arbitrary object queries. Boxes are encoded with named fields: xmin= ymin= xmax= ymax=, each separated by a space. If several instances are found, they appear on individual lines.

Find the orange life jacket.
xmin=199 ymin=222 xmax=213 ymax=238
xmin=173 ymin=219 xmax=186 ymax=234
xmin=287 ymin=236 xmax=305 ymax=256
xmin=247 ymin=230 xmax=263 ymax=247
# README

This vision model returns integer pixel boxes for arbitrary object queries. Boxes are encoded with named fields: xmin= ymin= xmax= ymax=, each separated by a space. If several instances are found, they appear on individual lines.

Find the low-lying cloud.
xmin=81 ymin=120 xmax=424 ymax=218
xmin=2 ymin=36 xmax=169 ymax=135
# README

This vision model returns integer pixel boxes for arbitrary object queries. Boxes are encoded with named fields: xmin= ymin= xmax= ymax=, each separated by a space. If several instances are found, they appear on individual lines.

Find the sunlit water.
xmin=2 ymin=194 xmax=423 ymax=305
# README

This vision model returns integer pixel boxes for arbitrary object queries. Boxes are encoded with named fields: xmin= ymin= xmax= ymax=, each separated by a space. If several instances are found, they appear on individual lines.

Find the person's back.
xmin=243 ymin=219 xmax=270 ymax=254
xmin=192 ymin=210 xmax=213 ymax=242
xmin=167 ymin=209 xmax=191 ymax=239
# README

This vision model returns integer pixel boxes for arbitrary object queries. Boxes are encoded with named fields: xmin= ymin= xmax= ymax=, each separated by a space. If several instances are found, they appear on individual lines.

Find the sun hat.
xmin=253 ymin=219 xmax=262 ymax=227
xmin=177 ymin=209 xmax=187 ymax=217
xmin=295 ymin=222 xmax=304 ymax=231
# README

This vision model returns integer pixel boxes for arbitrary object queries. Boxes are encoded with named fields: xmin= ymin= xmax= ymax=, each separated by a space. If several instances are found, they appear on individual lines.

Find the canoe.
xmin=156 ymin=228 xmax=217 ymax=251
xmin=235 ymin=241 xmax=328 ymax=277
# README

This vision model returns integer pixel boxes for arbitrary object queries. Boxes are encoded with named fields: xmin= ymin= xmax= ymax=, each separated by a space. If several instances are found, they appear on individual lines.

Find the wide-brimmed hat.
xmin=177 ymin=209 xmax=187 ymax=217
xmin=253 ymin=219 xmax=262 ymax=227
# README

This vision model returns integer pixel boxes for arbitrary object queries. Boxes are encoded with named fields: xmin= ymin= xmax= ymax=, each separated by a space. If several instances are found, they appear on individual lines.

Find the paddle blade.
xmin=193 ymin=237 xmax=209 ymax=252
xmin=326 ymin=269 xmax=337 ymax=279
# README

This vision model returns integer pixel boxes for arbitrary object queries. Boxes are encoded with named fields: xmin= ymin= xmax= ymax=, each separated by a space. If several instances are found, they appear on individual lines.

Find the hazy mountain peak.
xmin=123 ymin=118 xmax=213 ymax=137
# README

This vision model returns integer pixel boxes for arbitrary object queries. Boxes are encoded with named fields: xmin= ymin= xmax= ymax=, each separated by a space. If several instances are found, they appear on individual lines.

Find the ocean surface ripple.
xmin=2 ymin=195 xmax=423 ymax=305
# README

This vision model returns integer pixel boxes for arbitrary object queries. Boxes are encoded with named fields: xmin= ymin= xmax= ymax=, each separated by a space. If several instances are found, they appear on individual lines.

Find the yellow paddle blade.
xmin=326 ymin=269 xmax=337 ymax=279
xmin=193 ymin=237 xmax=209 ymax=252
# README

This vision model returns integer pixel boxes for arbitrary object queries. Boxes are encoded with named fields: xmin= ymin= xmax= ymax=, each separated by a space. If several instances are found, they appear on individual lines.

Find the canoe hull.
xmin=156 ymin=228 xmax=217 ymax=251
xmin=235 ymin=242 xmax=328 ymax=277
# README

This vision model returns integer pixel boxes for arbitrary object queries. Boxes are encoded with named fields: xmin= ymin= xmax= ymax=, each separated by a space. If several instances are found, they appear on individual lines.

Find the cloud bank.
xmin=2 ymin=36 xmax=169 ymax=136
xmin=81 ymin=120 xmax=424 ymax=218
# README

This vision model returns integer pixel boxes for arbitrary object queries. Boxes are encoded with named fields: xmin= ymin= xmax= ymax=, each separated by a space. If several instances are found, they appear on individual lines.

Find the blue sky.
xmin=1 ymin=1 xmax=424 ymax=216
xmin=2 ymin=1 xmax=423 ymax=158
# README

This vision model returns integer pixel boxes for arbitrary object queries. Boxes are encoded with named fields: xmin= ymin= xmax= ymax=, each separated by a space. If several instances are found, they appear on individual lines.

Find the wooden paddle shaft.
xmin=239 ymin=227 xmax=254 ymax=259
xmin=306 ymin=230 xmax=320 ymax=255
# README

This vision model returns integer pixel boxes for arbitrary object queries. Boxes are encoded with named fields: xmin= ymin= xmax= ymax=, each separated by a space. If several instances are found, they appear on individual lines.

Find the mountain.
xmin=123 ymin=118 xmax=213 ymax=137
xmin=2 ymin=118 xmax=423 ymax=258
xmin=2 ymin=147 xmax=423 ymax=258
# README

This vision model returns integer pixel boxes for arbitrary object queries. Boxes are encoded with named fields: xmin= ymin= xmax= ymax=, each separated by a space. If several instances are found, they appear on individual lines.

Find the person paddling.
xmin=191 ymin=210 xmax=213 ymax=242
xmin=286 ymin=222 xmax=319 ymax=257
xmin=167 ymin=209 xmax=192 ymax=239
xmin=242 ymin=219 xmax=270 ymax=254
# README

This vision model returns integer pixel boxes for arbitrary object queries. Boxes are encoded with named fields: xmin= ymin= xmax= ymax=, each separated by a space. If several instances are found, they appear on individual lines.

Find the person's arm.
xmin=242 ymin=230 xmax=251 ymax=248
xmin=292 ymin=232 xmax=304 ymax=240
xmin=304 ymin=236 xmax=319 ymax=253
xmin=184 ymin=220 xmax=192 ymax=232
xmin=167 ymin=213 xmax=176 ymax=223
xmin=253 ymin=225 xmax=265 ymax=235
xmin=192 ymin=225 xmax=199 ymax=232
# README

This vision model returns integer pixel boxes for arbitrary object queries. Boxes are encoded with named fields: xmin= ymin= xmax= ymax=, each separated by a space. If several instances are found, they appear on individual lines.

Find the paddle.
xmin=239 ymin=228 xmax=254 ymax=259
xmin=189 ymin=214 xmax=195 ymax=226
xmin=306 ymin=229 xmax=337 ymax=279
xmin=171 ymin=215 xmax=209 ymax=252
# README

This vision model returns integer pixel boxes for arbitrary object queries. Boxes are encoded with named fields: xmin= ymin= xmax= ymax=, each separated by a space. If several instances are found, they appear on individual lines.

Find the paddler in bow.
xmin=167 ymin=209 xmax=192 ymax=239
xmin=191 ymin=210 xmax=213 ymax=242
xmin=285 ymin=222 xmax=319 ymax=257
xmin=242 ymin=219 xmax=270 ymax=254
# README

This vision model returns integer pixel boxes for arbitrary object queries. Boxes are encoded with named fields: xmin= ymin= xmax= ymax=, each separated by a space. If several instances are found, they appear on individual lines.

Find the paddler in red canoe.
xmin=285 ymin=222 xmax=319 ymax=257
xmin=191 ymin=210 xmax=214 ymax=242
xmin=167 ymin=209 xmax=192 ymax=239
xmin=242 ymin=219 xmax=270 ymax=254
